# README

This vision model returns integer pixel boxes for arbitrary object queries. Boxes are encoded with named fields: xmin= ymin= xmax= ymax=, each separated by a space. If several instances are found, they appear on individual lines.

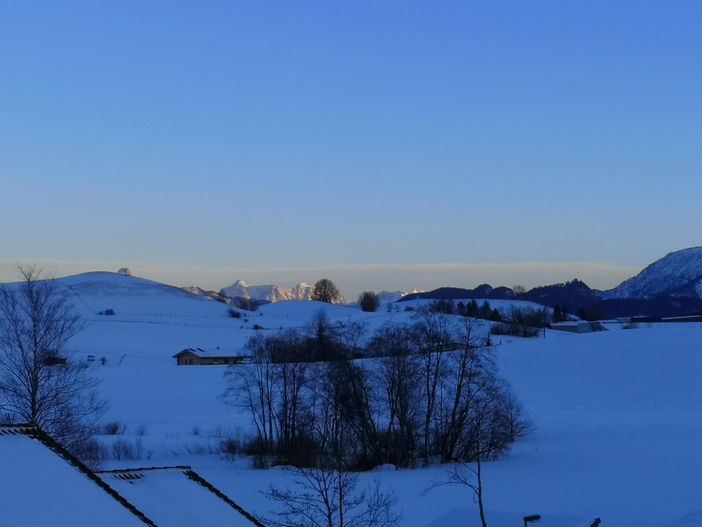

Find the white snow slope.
xmin=4 ymin=272 xmax=702 ymax=526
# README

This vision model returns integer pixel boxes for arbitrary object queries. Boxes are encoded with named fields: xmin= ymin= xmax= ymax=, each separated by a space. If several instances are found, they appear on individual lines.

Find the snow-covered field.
xmin=43 ymin=273 xmax=702 ymax=526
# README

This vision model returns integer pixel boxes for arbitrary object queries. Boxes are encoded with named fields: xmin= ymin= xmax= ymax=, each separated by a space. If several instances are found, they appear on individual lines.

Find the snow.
xmin=98 ymin=468 xmax=255 ymax=526
xmin=221 ymin=280 xmax=316 ymax=303
xmin=194 ymin=324 xmax=702 ymax=527
xmin=5 ymin=271 xmax=702 ymax=526
xmin=57 ymin=271 xmax=232 ymax=319
xmin=0 ymin=430 xmax=148 ymax=527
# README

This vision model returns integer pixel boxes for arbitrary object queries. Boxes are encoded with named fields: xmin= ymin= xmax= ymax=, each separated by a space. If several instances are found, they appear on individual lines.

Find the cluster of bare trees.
xmin=226 ymin=310 xmax=530 ymax=472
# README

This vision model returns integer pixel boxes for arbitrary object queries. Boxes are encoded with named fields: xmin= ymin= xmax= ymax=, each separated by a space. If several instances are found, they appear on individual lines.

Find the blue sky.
xmin=1 ymin=1 xmax=700 ymax=295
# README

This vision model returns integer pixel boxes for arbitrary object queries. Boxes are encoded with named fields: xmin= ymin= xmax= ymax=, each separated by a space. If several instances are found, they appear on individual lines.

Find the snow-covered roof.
xmin=0 ymin=425 xmax=154 ymax=527
xmin=96 ymin=466 xmax=262 ymax=527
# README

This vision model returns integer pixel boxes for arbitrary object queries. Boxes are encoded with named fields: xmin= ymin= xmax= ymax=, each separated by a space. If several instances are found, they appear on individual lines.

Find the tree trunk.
xmin=476 ymin=454 xmax=488 ymax=527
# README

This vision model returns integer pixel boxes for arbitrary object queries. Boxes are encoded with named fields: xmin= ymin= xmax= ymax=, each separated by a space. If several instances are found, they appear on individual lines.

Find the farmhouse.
xmin=96 ymin=466 xmax=263 ymax=527
xmin=0 ymin=424 xmax=155 ymax=527
xmin=173 ymin=347 xmax=248 ymax=366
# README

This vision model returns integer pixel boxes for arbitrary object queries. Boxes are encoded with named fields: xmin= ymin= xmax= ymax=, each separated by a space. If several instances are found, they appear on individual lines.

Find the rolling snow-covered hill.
xmin=54 ymin=272 xmax=232 ymax=319
xmin=604 ymin=246 xmax=702 ymax=299
xmin=77 ymin=292 xmax=702 ymax=526
xmin=5 ymin=271 xmax=702 ymax=525
xmin=27 ymin=272 xmax=470 ymax=363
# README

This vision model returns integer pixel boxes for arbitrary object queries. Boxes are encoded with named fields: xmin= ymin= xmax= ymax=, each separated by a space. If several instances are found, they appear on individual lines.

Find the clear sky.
xmin=1 ymin=1 xmax=700 ymax=297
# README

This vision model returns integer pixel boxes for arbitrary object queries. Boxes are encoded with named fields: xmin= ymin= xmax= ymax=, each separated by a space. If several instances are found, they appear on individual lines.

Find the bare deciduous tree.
xmin=225 ymin=333 xmax=277 ymax=454
xmin=0 ymin=265 xmax=105 ymax=451
xmin=435 ymin=459 xmax=489 ymax=527
xmin=371 ymin=325 xmax=422 ymax=467
xmin=411 ymin=310 xmax=454 ymax=466
xmin=312 ymin=279 xmax=341 ymax=304
xmin=428 ymin=370 xmax=532 ymax=527
xmin=266 ymin=464 xmax=400 ymax=527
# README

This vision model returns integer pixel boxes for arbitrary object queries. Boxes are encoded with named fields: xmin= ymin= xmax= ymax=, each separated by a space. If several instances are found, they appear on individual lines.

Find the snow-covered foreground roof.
xmin=96 ymin=466 xmax=261 ymax=527
xmin=0 ymin=425 xmax=154 ymax=527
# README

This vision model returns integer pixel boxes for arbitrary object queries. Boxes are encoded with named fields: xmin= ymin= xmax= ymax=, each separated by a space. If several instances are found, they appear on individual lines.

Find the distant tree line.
xmin=428 ymin=299 xmax=551 ymax=338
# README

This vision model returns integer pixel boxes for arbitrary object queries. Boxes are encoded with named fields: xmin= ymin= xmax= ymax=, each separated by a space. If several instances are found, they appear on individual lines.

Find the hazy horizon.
xmin=0 ymin=257 xmax=644 ymax=299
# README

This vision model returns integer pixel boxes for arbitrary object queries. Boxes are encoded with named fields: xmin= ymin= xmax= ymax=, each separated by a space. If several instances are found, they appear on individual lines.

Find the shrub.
xmin=102 ymin=421 xmax=126 ymax=435
xmin=244 ymin=436 xmax=272 ymax=469
xmin=430 ymin=299 xmax=454 ymax=314
xmin=510 ymin=306 xmax=550 ymax=328
xmin=219 ymin=436 xmax=242 ymax=458
xmin=111 ymin=438 xmax=143 ymax=460
xmin=576 ymin=307 xmax=605 ymax=322
xmin=358 ymin=291 xmax=379 ymax=312
xmin=491 ymin=322 xmax=541 ymax=338
xmin=74 ymin=438 xmax=108 ymax=469
xmin=234 ymin=297 xmax=259 ymax=311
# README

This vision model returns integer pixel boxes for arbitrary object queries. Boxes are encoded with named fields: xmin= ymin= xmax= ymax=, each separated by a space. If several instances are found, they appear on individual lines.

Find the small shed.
xmin=173 ymin=347 xmax=247 ymax=366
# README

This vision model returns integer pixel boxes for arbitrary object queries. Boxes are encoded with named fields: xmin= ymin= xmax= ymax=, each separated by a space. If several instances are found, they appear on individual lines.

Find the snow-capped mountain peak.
xmin=220 ymin=281 xmax=318 ymax=303
xmin=604 ymin=246 xmax=702 ymax=299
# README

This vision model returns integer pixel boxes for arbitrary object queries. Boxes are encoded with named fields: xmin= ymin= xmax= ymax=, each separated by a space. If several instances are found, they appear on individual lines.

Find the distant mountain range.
xmin=603 ymin=246 xmax=702 ymax=300
xmin=402 ymin=247 xmax=702 ymax=318
xmin=184 ymin=281 xmax=421 ymax=306
xmin=220 ymin=280 xmax=318 ymax=303
xmin=180 ymin=247 xmax=702 ymax=317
